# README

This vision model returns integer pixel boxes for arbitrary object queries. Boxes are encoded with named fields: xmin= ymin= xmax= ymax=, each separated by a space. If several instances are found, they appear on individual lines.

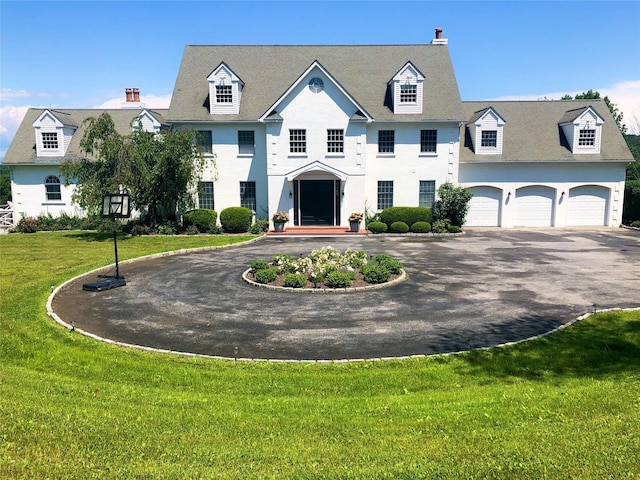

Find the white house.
xmin=3 ymin=29 xmax=634 ymax=229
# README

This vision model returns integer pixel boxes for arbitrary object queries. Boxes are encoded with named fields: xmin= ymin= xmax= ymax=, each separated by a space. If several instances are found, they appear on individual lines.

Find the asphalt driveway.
xmin=50 ymin=229 xmax=640 ymax=361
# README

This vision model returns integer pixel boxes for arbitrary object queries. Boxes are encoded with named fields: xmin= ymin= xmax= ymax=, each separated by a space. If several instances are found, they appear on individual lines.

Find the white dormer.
xmin=207 ymin=62 xmax=244 ymax=115
xmin=132 ymin=109 xmax=163 ymax=133
xmin=468 ymin=107 xmax=506 ymax=155
xmin=559 ymin=106 xmax=604 ymax=154
xmin=32 ymin=110 xmax=77 ymax=157
xmin=389 ymin=62 xmax=425 ymax=114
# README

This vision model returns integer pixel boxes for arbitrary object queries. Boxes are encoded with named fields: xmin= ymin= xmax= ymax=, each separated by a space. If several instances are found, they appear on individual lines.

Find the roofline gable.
xmin=207 ymin=61 xmax=245 ymax=86
xmin=32 ymin=109 xmax=68 ymax=128
xmin=285 ymin=160 xmax=349 ymax=182
xmin=558 ymin=105 xmax=604 ymax=126
xmin=471 ymin=107 xmax=506 ymax=126
xmin=258 ymin=60 xmax=373 ymax=122
xmin=389 ymin=61 xmax=426 ymax=84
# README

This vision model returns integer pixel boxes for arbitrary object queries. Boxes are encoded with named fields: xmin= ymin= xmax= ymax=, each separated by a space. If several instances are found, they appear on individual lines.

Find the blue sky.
xmin=1 ymin=0 xmax=639 ymax=160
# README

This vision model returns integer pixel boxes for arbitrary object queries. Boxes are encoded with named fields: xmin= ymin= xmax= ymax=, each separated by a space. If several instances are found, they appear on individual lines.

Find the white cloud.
xmin=492 ymin=80 xmax=640 ymax=134
xmin=0 ymin=105 xmax=31 ymax=159
xmin=93 ymin=93 xmax=172 ymax=109
xmin=0 ymin=87 xmax=69 ymax=101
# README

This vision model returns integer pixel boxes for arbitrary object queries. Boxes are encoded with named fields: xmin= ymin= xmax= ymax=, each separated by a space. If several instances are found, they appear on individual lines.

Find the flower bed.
xmin=245 ymin=246 xmax=405 ymax=290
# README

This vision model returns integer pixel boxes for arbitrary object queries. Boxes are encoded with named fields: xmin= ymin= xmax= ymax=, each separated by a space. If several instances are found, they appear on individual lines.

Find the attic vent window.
xmin=216 ymin=85 xmax=233 ymax=103
xmin=41 ymin=132 xmax=59 ymax=149
xmin=400 ymin=84 xmax=417 ymax=103
xmin=579 ymin=129 xmax=596 ymax=146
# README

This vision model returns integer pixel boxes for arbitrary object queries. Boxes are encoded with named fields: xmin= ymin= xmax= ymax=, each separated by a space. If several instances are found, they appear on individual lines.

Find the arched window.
xmin=45 ymin=175 xmax=62 ymax=201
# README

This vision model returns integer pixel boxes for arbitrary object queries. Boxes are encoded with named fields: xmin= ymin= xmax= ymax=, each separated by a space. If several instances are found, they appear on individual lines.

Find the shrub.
xmin=250 ymin=260 xmax=270 ymax=273
xmin=361 ymin=263 xmax=391 ymax=284
xmin=390 ymin=221 xmax=409 ymax=233
xmin=155 ymin=221 xmax=178 ymax=235
xmin=367 ymin=221 xmax=388 ymax=234
xmin=431 ymin=219 xmax=451 ymax=233
xmin=345 ymin=249 xmax=368 ymax=269
xmin=432 ymin=182 xmax=473 ymax=226
xmin=186 ymin=225 xmax=199 ymax=235
xmin=380 ymin=206 xmax=432 ymax=228
xmin=325 ymin=271 xmax=356 ymax=288
xmin=96 ymin=219 xmax=122 ymax=233
xmin=249 ymin=218 xmax=269 ymax=234
xmin=207 ymin=224 xmax=222 ymax=234
xmin=16 ymin=216 xmax=41 ymax=233
xmin=283 ymin=273 xmax=307 ymax=288
xmin=623 ymin=180 xmax=640 ymax=224
xmin=447 ymin=225 xmax=462 ymax=233
xmin=411 ymin=221 xmax=431 ymax=233
xmin=183 ymin=209 xmax=217 ymax=233
xmin=220 ymin=207 xmax=253 ymax=233
xmin=371 ymin=253 xmax=403 ymax=274
xmin=631 ymin=220 xmax=640 ymax=228
xmin=130 ymin=224 xmax=151 ymax=236
xmin=254 ymin=268 xmax=279 ymax=284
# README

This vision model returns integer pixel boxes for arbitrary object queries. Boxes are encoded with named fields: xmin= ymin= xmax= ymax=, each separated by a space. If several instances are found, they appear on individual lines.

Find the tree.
xmin=0 ymin=165 xmax=12 ymax=205
xmin=433 ymin=182 xmax=473 ymax=227
xmin=563 ymin=89 xmax=627 ymax=135
xmin=61 ymin=113 xmax=211 ymax=225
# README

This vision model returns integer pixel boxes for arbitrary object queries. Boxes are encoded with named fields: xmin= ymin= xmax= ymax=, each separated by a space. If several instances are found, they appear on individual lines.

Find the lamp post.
xmin=82 ymin=193 xmax=131 ymax=291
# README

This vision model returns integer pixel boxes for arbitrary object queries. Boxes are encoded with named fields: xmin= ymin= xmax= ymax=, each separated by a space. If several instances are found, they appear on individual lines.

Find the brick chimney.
xmin=133 ymin=88 xmax=140 ymax=102
xmin=125 ymin=87 xmax=134 ymax=102
xmin=122 ymin=87 xmax=145 ymax=109
xmin=432 ymin=27 xmax=448 ymax=45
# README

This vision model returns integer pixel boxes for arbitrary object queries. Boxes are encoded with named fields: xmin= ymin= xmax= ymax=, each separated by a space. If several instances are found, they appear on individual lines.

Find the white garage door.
xmin=567 ymin=186 xmax=608 ymax=226
xmin=466 ymin=187 xmax=502 ymax=226
xmin=514 ymin=186 xmax=554 ymax=227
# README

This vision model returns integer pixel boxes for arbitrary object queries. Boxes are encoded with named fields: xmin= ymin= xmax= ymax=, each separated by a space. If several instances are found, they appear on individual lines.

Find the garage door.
xmin=567 ymin=186 xmax=608 ymax=226
xmin=466 ymin=187 xmax=502 ymax=226
xmin=514 ymin=186 xmax=554 ymax=226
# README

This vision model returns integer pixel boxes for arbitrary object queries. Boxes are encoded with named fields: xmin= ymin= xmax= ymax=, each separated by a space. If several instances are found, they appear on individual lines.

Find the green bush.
xmin=207 ymin=224 xmax=222 ymax=234
xmin=631 ymin=220 xmax=640 ymax=228
xmin=250 ymin=260 xmax=270 ymax=273
xmin=15 ymin=216 xmax=41 ymax=233
xmin=130 ymin=224 xmax=151 ymax=236
xmin=370 ymin=253 xmax=403 ymax=275
xmin=325 ymin=271 xmax=356 ymax=288
xmin=447 ymin=225 xmax=462 ymax=233
xmin=380 ymin=206 xmax=432 ymax=228
xmin=183 ymin=209 xmax=217 ymax=233
xmin=432 ymin=182 xmax=473 ymax=227
xmin=249 ymin=218 xmax=269 ymax=234
xmin=390 ymin=221 xmax=409 ymax=233
xmin=411 ymin=221 xmax=431 ymax=233
xmin=431 ymin=219 xmax=451 ymax=233
xmin=283 ymin=273 xmax=307 ymax=288
xmin=254 ymin=268 xmax=279 ymax=284
xmin=361 ymin=263 xmax=391 ymax=284
xmin=155 ymin=221 xmax=178 ymax=235
xmin=220 ymin=207 xmax=253 ymax=233
xmin=623 ymin=180 xmax=640 ymax=223
xmin=367 ymin=221 xmax=388 ymax=234
xmin=186 ymin=225 xmax=199 ymax=235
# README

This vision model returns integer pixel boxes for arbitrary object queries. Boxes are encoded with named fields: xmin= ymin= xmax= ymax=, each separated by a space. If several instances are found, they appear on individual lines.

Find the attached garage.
xmin=466 ymin=186 xmax=502 ymax=226
xmin=514 ymin=186 xmax=555 ymax=226
xmin=567 ymin=186 xmax=608 ymax=226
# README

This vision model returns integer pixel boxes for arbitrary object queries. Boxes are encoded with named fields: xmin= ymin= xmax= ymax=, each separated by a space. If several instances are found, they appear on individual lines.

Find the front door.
xmin=299 ymin=180 xmax=334 ymax=225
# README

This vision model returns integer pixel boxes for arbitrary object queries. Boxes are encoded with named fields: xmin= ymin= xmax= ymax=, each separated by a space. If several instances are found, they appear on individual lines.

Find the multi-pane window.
xmin=481 ymin=130 xmax=497 ymax=148
xmin=240 ymin=181 xmax=256 ymax=211
xmin=327 ymin=129 xmax=344 ymax=153
xmin=45 ymin=175 xmax=61 ymax=201
xmin=419 ymin=180 xmax=436 ymax=209
xmin=238 ymin=130 xmax=255 ymax=154
xmin=41 ymin=132 xmax=59 ymax=149
xmin=289 ymin=129 xmax=306 ymax=153
xmin=198 ymin=181 xmax=214 ymax=210
xmin=378 ymin=130 xmax=395 ymax=153
xmin=377 ymin=181 xmax=394 ymax=210
xmin=400 ymin=84 xmax=417 ymax=103
xmin=579 ymin=129 xmax=596 ymax=146
xmin=420 ymin=129 xmax=437 ymax=153
xmin=215 ymin=85 xmax=233 ymax=103
xmin=197 ymin=130 xmax=212 ymax=154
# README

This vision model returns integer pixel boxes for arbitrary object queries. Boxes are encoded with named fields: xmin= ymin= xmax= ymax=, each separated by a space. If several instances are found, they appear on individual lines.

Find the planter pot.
xmin=349 ymin=221 xmax=361 ymax=232
xmin=273 ymin=222 xmax=286 ymax=232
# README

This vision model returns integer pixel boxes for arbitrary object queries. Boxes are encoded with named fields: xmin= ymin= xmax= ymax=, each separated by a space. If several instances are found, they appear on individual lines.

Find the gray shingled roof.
xmin=460 ymin=100 xmax=634 ymax=163
xmin=3 ymin=108 xmax=168 ymax=165
xmin=167 ymin=44 xmax=464 ymax=123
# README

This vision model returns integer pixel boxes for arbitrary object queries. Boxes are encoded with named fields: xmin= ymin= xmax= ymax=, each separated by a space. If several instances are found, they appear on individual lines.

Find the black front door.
xmin=300 ymin=180 xmax=334 ymax=225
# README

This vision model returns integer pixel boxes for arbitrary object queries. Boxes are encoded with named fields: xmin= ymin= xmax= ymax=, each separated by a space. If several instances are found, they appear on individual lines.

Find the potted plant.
xmin=348 ymin=212 xmax=363 ymax=232
xmin=272 ymin=211 xmax=289 ymax=232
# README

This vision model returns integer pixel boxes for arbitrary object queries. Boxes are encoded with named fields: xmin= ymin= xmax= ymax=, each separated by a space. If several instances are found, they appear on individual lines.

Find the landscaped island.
xmin=244 ymin=246 xmax=405 ymax=291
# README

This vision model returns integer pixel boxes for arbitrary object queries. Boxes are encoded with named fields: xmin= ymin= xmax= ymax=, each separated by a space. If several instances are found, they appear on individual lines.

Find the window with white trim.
xmin=420 ymin=130 xmax=437 ymax=153
xmin=378 ymin=130 xmax=395 ymax=153
xmin=216 ymin=85 xmax=233 ymax=103
xmin=198 ymin=181 xmax=214 ymax=210
xmin=481 ymin=130 xmax=497 ymax=148
xmin=400 ymin=84 xmax=417 ymax=103
xmin=240 ymin=181 xmax=256 ymax=211
xmin=45 ymin=175 xmax=62 ymax=201
xmin=419 ymin=180 xmax=436 ymax=208
xmin=238 ymin=131 xmax=255 ymax=154
xmin=327 ymin=129 xmax=344 ymax=153
xmin=377 ymin=181 xmax=394 ymax=210
xmin=289 ymin=129 xmax=306 ymax=153
xmin=578 ymin=129 xmax=596 ymax=146
xmin=42 ymin=132 xmax=59 ymax=149
xmin=196 ymin=130 xmax=212 ymax=154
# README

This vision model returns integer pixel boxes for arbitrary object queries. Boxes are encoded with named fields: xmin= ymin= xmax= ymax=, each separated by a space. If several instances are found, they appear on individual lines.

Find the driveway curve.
xmin=50 ymin=229 xmax=640 ymax=361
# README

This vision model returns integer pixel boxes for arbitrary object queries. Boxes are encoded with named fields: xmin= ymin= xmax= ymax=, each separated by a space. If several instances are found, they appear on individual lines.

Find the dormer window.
xmin=390 ymin=62 xmax=425 ymax=114
xmin=481 ymin=130 xmax=497 ymax=148
xmin=41 ymin=132 xmax=59 ymax=149
xmin=207 ymin=62 xmax=244 ymax=115
xmin=559 ymin=106 xmax=604 ymax=154
xmin=468 ymin=107 xmax=505 ymax=155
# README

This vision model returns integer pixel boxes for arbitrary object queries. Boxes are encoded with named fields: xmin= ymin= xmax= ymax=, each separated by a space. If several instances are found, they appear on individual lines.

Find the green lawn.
xmin=1 ymin=232 xmax=639 ymax=479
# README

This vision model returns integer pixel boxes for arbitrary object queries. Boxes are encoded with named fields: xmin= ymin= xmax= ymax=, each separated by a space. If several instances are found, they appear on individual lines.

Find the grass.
xmin=1 ymin=231 xmax=639 ymax=479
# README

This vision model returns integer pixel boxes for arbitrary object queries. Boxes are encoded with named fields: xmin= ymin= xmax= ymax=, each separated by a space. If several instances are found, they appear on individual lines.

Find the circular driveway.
xmin=51 ymin=229 xmax=640 ymax=361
